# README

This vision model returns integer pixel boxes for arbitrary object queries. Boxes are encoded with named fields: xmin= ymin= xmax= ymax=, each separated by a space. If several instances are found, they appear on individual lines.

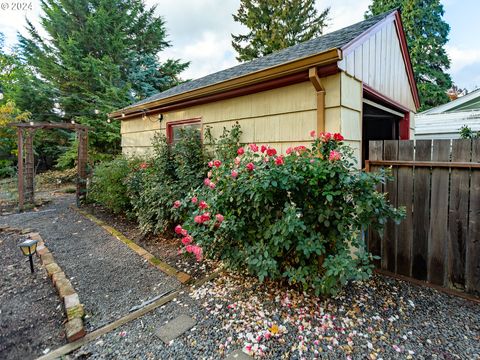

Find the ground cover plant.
xmin=174 ymin=131 xmax=404 ymax=295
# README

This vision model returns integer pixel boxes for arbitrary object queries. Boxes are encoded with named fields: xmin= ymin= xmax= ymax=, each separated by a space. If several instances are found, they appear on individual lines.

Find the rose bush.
xmin=175 ymin=131 xmax=404 ymax=295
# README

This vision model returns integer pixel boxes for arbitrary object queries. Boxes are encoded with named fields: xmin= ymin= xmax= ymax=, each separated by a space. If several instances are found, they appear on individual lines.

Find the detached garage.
xmin=110 ymin=9 xmax=420 ymax=167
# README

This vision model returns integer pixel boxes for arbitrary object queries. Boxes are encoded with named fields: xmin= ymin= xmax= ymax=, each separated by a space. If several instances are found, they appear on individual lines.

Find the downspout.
xmin=308 ymin=67 xmax=326 ymax=133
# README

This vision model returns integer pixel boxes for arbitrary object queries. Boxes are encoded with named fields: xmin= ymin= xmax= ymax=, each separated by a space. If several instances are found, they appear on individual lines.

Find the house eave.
xmin=109 ymin=48 xmax=342 ymax=120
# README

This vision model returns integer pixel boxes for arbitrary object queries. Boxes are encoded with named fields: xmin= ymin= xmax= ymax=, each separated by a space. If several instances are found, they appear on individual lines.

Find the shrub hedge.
xmin=174 ymin=131 xmax=404 ymax=295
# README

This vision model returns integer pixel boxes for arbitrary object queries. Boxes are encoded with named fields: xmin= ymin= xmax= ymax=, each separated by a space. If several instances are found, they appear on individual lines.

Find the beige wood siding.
xmin=122 ymin=78 xmax=340 ymax=155
xmin=338 ymin=21 xmax=416 ymax=112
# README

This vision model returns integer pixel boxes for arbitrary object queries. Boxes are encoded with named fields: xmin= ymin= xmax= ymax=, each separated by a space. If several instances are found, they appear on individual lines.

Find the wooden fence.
xmin=366 ymin=139 xmax=480 ymax=296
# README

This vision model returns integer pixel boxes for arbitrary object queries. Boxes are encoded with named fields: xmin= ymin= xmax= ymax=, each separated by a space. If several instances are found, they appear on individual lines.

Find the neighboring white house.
xmin=415 ymin=88 xmax=480 ymax=139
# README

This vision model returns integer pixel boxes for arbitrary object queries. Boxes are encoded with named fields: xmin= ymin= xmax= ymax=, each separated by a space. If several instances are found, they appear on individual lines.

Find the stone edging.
xmin=71 ymin=206 xmax=191 ymax=284
xmin=0 ymin=226 xmax=86 ymax=343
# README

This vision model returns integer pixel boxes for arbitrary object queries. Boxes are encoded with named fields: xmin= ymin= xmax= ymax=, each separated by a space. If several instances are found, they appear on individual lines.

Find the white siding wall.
xmin=415 ymin=111 xmax=480 ymax=139
xmin=338 ymin=21 xmax=416 ymax=112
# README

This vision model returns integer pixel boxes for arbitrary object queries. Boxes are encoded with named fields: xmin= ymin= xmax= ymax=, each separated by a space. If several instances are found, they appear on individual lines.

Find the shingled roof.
xmin=124 ymin=10 xmax=395 ymax=110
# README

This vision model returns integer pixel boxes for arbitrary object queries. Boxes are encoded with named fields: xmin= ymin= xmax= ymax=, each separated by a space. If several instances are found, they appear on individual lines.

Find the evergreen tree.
xmin=232 ymin=0 xmax=330 ymax=62
xmin=366 ymin=0 xmax=452 ymax=110
xmin=19 ymin=0 xmax=189 ymax=157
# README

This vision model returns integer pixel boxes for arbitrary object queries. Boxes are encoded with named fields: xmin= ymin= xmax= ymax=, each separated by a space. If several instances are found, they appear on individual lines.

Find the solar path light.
xmin=18 ymin=239 xmax=38 ymax=273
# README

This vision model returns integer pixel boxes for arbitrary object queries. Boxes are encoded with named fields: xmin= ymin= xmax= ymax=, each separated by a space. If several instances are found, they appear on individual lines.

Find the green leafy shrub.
xmin=174 ymin=131 xmax=404 ymax=295
xmin=88 ymin=157 xmax=139 ymax=214
xmin=126 ymin=128 xmax=207 ymax=234
xmin=0 ymin=159 xmax=15 ymax=178
xmin=459 ymin=125 xmax=480 ymax=139
xmin=204 ymin=122 xmax=242 ymax=161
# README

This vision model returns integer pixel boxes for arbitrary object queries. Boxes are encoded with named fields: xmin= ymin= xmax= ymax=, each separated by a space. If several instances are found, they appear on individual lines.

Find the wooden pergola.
xmin=11 ymin=122 xmax=89 ymax=210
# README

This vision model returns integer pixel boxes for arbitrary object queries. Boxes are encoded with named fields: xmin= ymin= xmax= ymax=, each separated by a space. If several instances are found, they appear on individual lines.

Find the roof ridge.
xmin=123 ymin=9 xmax=396 ymax=111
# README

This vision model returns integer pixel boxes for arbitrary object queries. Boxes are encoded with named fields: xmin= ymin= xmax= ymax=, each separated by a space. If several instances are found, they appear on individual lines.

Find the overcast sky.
xmin=1 ymin=0 xmax=479 ymax=90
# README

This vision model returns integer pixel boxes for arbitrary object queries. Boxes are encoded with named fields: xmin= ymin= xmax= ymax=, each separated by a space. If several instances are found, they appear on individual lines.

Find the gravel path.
xmin=0 ymin=195 xmax=182 ymax=331
xmin=0 ymin=230 xmax=66 ymax=359
xmin=69 ymin=271 xmax=480 ymax=359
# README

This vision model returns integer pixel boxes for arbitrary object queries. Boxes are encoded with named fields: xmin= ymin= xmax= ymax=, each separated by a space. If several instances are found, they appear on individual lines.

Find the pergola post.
xmin=24 ymin=128 xmax=35 ymax=205
xmin=17 ymin=128 xmax=24 ymax=211
xmin=76 ymin=128 xmax=88 ymax=206
xmin=12 ymin=122 xmax=90 ymax=211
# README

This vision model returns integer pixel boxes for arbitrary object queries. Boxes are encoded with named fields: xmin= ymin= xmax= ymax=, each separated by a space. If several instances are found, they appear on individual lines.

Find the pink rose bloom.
xmin=329 ymin=150 xmax=341 ymax=161
xmin=208 ymin=161 xmax=213 ymax=168
xmin=204 ymin=178 xmax=211 ymax=186
xmin=201 ymin=212 xmax=211 ymax=222
xmin=185 ymin=245 xmax=194 ymax=253
xmin=191 ymin=196 xmax=198 ymax=204
xmin=216 ymin=214 xmax=224 ymax=223
xmin=181 ymin=236 xmax=192 ymax=245
xmin=266 ymin=148 xmax=277 ymax=157
xmin=173 ymin=200 xmax=181 ymax=208
xmin=139 ymin=162 xmax=148 ymax=169
xmin=194 ymin=215 xmax=203 ymax=224
xmin=208 ymin=182 xmax=216 ymax=189
xmin=237 ymin=147 xmax=245 ymax=155
xmin=275 ymin=156 xmax=284 ymax=165
xmin=177 ymin=248 xmax=183 ymax=255
xmin=231 ymin=170 xmax=238 ymax=178
xmin=248 ymin=144 xmax=259 ymax=152
xmin=286 ymin=147 xmax=293 ymax=155
xmin=246 ymin=162 xmax=255 ymax=171
xmin=213 ymin=159 xmax=222 ymax=168
xmin=181 ymin=229 xmax=188 ymax=236
xmin=260 ymin=145 xmax=267 ymax=153
xmin=199 ymin=201 xmax=208 ymax=209
xmin=174 ymin=225 xmax=183 ymax=234
xmin=191 ymin=245 xmax=203 ymax=261
xmin=324 ymin=132 xmax=332 ymax=141
xmin=310 ymin=130 xmax=316 ymax=138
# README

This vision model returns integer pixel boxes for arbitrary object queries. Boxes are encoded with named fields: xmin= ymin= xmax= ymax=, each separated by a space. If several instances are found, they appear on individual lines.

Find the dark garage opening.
xmin=362 ymin=102 xmax=402 ymax=166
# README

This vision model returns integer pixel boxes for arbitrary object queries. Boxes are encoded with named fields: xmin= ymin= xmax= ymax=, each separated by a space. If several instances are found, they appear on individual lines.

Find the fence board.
xmin=367 ymin=139 xmax=480 ymax=297
xmin=428 ymin=140 xmax=450 ymax=286
xmin=368 ymin=141 xmax=383 ymax=267
xmin=467 ymin=140 xmax=480 ymax=294
xmin=412 ymin=140 xmax=432 ymax=280
xmin=383 ymin=140 xmax=398 ymax=272
xmin=448 ymin=140 xmax=471 ymax=288
xmin=396 ymin=141 xmax=414 ymax=276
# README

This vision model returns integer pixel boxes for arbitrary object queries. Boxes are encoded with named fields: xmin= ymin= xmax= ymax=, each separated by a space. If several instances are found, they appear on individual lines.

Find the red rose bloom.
xmin=333 ymin=133 xmax=344 ymax=141
xmin=237 ymin=147 xmax=245 ymax=155
xmin=246 ymin=162 xmax=255 ymax=171
xmin=266 ymin=148 xmax=277 ymax=157
xmin=275 ymin=156 xmax=284 ymax=165
xmin=213 ymin=160 xmax=222 ymax=168
xmin=260 ymin=145 xmax=268 ymax=153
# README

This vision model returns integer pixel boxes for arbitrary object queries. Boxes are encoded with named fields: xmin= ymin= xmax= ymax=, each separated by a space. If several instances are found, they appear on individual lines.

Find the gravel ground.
xmin=0 ymin=195 xmax=182 ymax=331
xmin=82 ymin=203 xmax=217 ymax=280
xmin=69 ymin=271 xmax=480 ymax=359
xmin=0 ymin=230 xmax=66 ymax=360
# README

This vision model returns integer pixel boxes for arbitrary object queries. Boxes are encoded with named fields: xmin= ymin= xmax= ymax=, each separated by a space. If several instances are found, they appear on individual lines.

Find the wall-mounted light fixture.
xmin=158 ymin=114 xmax=164 ymax=121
